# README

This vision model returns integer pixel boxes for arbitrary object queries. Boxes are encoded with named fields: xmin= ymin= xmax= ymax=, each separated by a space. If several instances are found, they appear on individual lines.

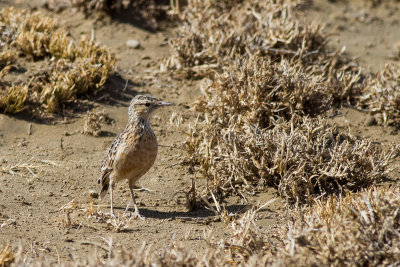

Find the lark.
xmin=98 ymin=95 xmax=173 ymax=218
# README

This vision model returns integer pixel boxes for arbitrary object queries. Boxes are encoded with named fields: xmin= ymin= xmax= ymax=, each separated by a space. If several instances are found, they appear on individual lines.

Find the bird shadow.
xmin=113 ymin=204 xmax=250 ymax=220
xmin=97 ymin=130 xmax=117 ymax=138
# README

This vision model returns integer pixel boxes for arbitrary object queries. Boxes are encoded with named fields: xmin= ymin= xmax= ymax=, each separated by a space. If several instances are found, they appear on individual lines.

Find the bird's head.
xmin=128 ymin=94 xmax=174 ymax=122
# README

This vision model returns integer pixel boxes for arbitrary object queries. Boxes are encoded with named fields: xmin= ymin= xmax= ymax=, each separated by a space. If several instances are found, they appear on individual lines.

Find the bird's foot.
xmin=126 ymin=211 xmax=145 ymax=220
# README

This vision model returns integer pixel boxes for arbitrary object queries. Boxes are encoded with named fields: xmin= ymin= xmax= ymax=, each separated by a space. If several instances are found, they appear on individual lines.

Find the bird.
xmin=98 ymin=94 xmax=174 ymax=218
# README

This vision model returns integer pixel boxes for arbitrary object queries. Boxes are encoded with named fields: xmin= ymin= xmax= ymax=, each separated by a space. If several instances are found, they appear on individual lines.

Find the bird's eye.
xmin=145 ymin=103 xmax=151 ymax=107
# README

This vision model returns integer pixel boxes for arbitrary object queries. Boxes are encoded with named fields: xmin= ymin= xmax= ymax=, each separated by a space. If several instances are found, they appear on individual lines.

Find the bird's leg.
xmin=130 ymin=187 xmax=145 ymax=220
xmin=109 ymin=182 xmax=116 ymax=218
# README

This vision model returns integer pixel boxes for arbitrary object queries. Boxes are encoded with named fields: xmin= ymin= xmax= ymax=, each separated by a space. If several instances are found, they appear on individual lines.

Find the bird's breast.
xmin=113 ymin=127 xmax=158 ymax=183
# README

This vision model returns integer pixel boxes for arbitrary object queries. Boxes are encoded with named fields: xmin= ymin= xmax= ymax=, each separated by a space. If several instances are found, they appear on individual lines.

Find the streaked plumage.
xmin=98 ymin=94 xmax=173 ymax=218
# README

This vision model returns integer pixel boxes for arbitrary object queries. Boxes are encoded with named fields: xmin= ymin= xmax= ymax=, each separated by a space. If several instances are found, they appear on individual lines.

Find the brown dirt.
xmin=0 ymin=0 xmax=399 ymax=264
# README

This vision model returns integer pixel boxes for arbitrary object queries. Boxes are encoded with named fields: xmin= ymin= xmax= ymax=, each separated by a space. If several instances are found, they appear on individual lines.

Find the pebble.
xmin=126 ymin=39 xmax=141 ymax=49
xmin=1 ymin=218 xmax=16 ymax=227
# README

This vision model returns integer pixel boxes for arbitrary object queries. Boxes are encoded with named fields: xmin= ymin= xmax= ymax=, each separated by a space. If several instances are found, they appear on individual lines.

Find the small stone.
xmin=49 ymin=192 xmax=54 ymax=197
xmin=88 ymin=189 xmax=99 ymax=199
xmin=1 ymin=218 xmax=16 ymax=227
xmin=126 ymin=39 xmax=141 ymax=49
xmin=364 ymin=115 xmax=377 ymax=126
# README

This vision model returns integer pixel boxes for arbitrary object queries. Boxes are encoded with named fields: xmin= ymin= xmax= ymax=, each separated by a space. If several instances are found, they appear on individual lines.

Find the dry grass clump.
xmin=186 ymin=113 xmax=398 ymax=204
xmin=165 ymin=0 xmax=351 ymax=79
xmin=0 ymin=85 xmax=29 ymax=114
xmin=0 ymin=157 xmax=45 ymax=177
xmin=224 ymin=204 xmax=275 ymax=264
xmin=68 ymin=0 xmax=131 ymax=14
xmin=0 ymin=245 xmax=14 ymax=267
xmin=170 ymin=0 xmax=400 ymax=211
xmin=276 ymin=186 xmax=400 ymax=266
xmin=83 ymin=109 xmax=112 ymax=136
xmin=57 ymin=197 xmax=134 ymax=232
xmin=70 ymin=0 xmax=128 ymax=13
xmin=183 ymin=55 xmax=388 ymax=204
xmin=40 ymin=41 xmax=114 ymax=112
xmin=44 ymin=0 xmax=171 ymax=31
xmin=0 ymin=7 xmax=115 ymax=114
xmin=0 ymin=51 xmax=16 ymax=69
xmin=0 ymin=8 xmax=58 ymax=58
xmin=69 ymin=0 xmax=168 ymax=13
xmin=195 ymin=57 xmax=358 ymax=128
xmin=358 ymin=64 xmax=400 ymax=126
xmin=155 ymin=244 xmax=225 ymax=266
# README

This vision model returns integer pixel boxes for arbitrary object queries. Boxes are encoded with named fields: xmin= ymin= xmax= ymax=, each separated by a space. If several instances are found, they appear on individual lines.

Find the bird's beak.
xmin=160 ymin=101 xmax=174 ymax=106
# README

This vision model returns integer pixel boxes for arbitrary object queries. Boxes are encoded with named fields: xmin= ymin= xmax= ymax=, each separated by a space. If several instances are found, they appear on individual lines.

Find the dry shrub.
xmin=165 ymin=0 xmax=353 ymax=80
xmin=0 ymin=245 xmax=14 ymax=267
xmin=225 ymin=204 xmax=275 ymax=264
xmin=44 ymin=0 xmax=171 ymax=30
xmin=83 ymin=109 xmax=112 ymax=137
xmin=0 ymin=7 xmax=115 ymax=114
xmin=358 ymin=64 xmax=400 ymax=126
xmin=0 ymin=8 xmax=57 ymax=58
xmin=0 ymin=51 xmax=16 ymax=69
xmin=195 ymin=57 xmax=358 ymax=128
xmin=184 ymin=55 xmax=390 ymax=204
xmin=69 ymin=0 xmax=129 ymax=13
xmin=170 ymin=0 xmax=386 ymax=205
xmin=38 ymin=41 xmax=114 ymax=112
xmin=168 ymin=0 xmax=400 ymax=139
xmin=187 ymin=113 xmax=398 ymax=204
xmin=0 ymin=85 xmax=28 ymax=114
xmin=168 ymin=0 xmax=400 ymax=227
xmin=156 ymin=244 xmax=226 ymax=266
xmin=58 ymin=199 xmax=79 ymax=228
xmin=68 ymin=0 xmax=149 ymax=13
xmin=43 ymin=0 xmax=130 ymax=14
xmin=276 ymin=186 xmax=400 ymax=266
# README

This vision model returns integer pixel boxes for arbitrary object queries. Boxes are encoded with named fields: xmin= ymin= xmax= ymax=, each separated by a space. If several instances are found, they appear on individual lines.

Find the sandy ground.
xmin=0 ymin=0 xmax=399 ymax=263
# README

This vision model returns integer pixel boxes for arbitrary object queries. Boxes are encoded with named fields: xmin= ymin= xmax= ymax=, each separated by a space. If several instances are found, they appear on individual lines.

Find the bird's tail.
xmin=98 ymin=173 xmax=110 ymax=200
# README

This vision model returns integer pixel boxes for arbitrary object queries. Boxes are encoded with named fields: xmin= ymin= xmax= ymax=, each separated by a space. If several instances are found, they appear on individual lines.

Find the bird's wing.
xmin=98 ymin=126 xmax=145 ymax=198
xmin=98 ymin=133 xmax=122 ymax=198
